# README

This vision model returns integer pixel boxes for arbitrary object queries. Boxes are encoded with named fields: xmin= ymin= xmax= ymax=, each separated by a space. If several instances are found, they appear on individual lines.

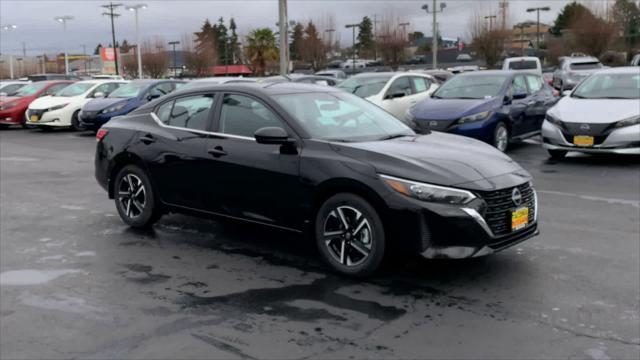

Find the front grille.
xmin=27 ymin=109 xmax=46 ymax=118
xmin=415 ymin=119 xmax=457 ymax=132
xmin=480 ymin=182 xmax=536 ymax=237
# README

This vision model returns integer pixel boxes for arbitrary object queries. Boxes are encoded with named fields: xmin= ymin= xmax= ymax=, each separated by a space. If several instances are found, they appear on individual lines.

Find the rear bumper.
xmin=542 ymin=120 xmax=640 ymax=154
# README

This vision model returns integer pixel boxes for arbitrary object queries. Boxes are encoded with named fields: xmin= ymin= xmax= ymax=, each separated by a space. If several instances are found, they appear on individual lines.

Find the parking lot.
xmin=1 ymin=128 xmax=639 ymax=359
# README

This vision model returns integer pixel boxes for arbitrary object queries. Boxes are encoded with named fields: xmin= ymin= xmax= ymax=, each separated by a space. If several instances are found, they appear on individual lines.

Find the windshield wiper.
xmin=378 ymin=133 xmax=408 ymax=141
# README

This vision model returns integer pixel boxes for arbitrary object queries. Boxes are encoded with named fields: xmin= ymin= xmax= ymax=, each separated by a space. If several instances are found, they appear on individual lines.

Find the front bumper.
xmin=542 ymin=120 xmax=640 ymax=155
xmin=25 ymin=108 xmax=72 ymax=127
xmin=79 ymin=111 xmax=114 ymax=130
xmin=0 ymin=107 xmax=27 ymax=124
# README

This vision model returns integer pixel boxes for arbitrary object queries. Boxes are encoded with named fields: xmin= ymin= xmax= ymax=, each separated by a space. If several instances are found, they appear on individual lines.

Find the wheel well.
xmin=107 ymin=152 xmax=146 ymax=198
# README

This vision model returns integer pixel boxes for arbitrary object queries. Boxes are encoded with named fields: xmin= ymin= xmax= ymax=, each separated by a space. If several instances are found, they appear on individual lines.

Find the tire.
xmin=0 ymin=124 xmax=9 ymax=130
xmin=315 ymin=193 xmax=385 ymax=277
xmin=70 ymin=110 xmax=84 ymax=131
xmin=492 ymin=122 xmax=509 ymax=152
xmin=548 ymin=149 xmax=567 ymax=160
xmin=114 ymin=165 xmax=162 ymax=228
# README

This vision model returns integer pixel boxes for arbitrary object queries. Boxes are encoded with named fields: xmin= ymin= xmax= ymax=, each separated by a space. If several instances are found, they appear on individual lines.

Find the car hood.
xmin=335 ymin=132 xmax=528 ymax=190
xmin=83 ymin=97 xmax=130 ymax=111
xmin=29 ymin=95 xmax=78 ymax=109
xmin=549 ymin=97 xmax=639 ymax=124
xmin=411 ymin=98 xmax=498 ymax=120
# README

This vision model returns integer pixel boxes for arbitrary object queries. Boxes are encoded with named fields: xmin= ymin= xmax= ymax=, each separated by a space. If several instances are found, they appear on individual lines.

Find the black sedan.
xmin=95 ymin=83 xmax=539 ymax=277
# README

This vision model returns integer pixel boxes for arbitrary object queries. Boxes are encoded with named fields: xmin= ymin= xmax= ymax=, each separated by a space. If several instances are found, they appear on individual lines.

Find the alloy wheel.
xmin=495 ymin=125 xmax=508 ymax=152
xmin=118 ymin=174 xmax=146 ymax=219
xmin=323 ymin=205 xmax=373 ymax=267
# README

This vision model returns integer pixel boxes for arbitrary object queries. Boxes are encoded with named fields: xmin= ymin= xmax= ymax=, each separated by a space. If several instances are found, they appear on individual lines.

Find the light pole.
xmin=526 ymin=6 xmax=550 ymax=50
xmin=54 ymin=16 xmax=73 ymax=75
xmin=126 ymin=3 xmax=146 ymax=79
xmin=278 ymin=0 xmax=288 ymax=75
xmin=168 ymin=41 xmax=180 ymax=77
xmin=422 ymin=1 xmax=446 ymax=70
xmin=1 ymin=24 xmax=17 ymax=79
xmin=399 ymin=22 xmax=410 ymax=40
xmin=345 ymin=23 xmax=358 ymax=75
xmin=324 ymin=28 xmax=335 ymax=55
xmin=484 ymin=15 xmax=497 ymax=32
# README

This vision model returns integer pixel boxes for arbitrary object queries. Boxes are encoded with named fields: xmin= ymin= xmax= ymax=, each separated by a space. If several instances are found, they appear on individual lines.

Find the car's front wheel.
xmin=70 ymin=110 xmax=84 ymax=131
xmin=548 ymin=149 xmax=567 ymax=160
xmin=315 ymin=193 xmax=385 ymax=277
xmin=492 ymin=122 xmax=509 ymax=152
xmin=114 ymin=165 xmax=162 ymax=228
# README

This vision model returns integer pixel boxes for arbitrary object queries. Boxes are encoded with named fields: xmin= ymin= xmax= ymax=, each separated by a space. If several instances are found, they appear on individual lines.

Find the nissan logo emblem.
xmin=580 ymin=123 xmax=590 ymax=131
xmin=512 ymin=188 xmax=523 ymax=206
xmin=429 ymin=121 xmax=438 ymax=127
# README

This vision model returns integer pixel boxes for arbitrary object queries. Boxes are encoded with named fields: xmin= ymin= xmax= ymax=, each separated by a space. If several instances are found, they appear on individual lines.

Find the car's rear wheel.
xmin=548 ymin=149 xmax=567 ymax=160
xmin=114 ymin=165 xmax=162 ymax=228
xmin=70 ymin=110 xmax=84 ymax=131
xmin=492 ymin=122 xmax=509 ymax=152
xmin=315 ymin=193 xmax=385 ymax=277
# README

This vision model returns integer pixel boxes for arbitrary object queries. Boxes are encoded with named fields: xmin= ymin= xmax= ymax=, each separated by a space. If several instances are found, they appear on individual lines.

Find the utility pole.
xmin=514 ymin=23 xmax=526 ymax=56
xmin=54 ymin=16 xmax=73 ymax=74
xmin=126 ymin=4 xmax=147 ymax=79
xmin=168 ymin=41 xmax=180 ymax=77
xmin=421 ymin=1 xmax=446 ymax=70
xmin=345 ymin=23 xmax=358 ymax=75
xmin=102 ymin=3 xmax=122 ymax=75
xmin=278 ymin=0 xmax=288 ymax=75
xmin=526 ymin=6 xmax=550 ymax=50
xmin=399 ymin=22 xmax=410 ymax=40
xmin=82 ymin=44 xmax=87 ymax=73
xmin=499 ymin=0 xmax=509 ymax=31
xmin=372 ymin=14 xmax=380 ymax=60
xmin=484 ymin=15 xmax=497 ymax=31
xmin=324 ymin=28 xmax=335 ymax=55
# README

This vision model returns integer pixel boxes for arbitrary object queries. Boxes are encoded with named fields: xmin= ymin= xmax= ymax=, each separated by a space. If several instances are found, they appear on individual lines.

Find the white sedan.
xmin=542 ymin=67 xmax=640 ymax=158
xmin=26 ymin=80 xmax=126 ymax=130
xmin=337 ymin=72 xmax=439 ymax=119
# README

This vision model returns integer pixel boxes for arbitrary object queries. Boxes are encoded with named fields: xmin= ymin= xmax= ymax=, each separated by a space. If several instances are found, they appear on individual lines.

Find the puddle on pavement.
xmin=119 ymin=263 xmax=171 ymax=284
xmin=0 ymin=269 xmax=84 ymax=286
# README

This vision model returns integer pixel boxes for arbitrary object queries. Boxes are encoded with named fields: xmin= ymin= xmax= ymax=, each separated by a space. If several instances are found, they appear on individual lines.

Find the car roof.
xmin=176 ymin=82 xmax=342 ymax=96
xmin=591 ymin=66 xmax=640 ymax=75
xmin=457 ymin=70 xmax=515 ymax=77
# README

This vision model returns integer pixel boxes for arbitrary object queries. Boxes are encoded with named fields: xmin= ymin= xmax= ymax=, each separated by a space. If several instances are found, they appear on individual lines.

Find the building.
xmin=512 ymin=21 xmax=551 ymax=49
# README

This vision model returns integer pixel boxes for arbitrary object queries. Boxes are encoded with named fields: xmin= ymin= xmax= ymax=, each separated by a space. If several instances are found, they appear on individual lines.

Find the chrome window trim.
xmin=150 ymin=111 xmax=255 ymax=141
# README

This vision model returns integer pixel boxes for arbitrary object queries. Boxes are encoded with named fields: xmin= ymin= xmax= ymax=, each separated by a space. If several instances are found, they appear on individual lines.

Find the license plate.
xmin=29 ymin=115 xmax=39 ymax=122
xmin=511 ymin=207 xmax=529 ymax=231
xmin=573 ymin=135 xmax=594 ymax=147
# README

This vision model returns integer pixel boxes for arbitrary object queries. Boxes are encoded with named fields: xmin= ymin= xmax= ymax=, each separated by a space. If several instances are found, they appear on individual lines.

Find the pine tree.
xmin=94 ymin=43 xmax=103 ymax=55
xmin=216 ymin=17 xmax=229 ymax=65
xmin=356 ymin=16 xmax=375 ymax=58
xmin=290 ymin=22 xmax=304 ymax=61
xmin=229 ymin=18 xmax=241 ymax=64
xmin=550 ymin=2 xmax=593 ymax=37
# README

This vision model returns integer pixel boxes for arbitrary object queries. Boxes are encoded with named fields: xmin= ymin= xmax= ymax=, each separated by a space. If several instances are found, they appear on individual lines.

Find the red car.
xmin=0 ymin=80 xmax=74 ymax=128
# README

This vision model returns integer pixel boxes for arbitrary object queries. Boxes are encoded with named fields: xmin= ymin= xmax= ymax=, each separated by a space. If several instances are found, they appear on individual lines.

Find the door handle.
xmin=140 ymin=134 xmax=156 ymax=144
xmin=208 ymin=146 xmax=227 ymax=158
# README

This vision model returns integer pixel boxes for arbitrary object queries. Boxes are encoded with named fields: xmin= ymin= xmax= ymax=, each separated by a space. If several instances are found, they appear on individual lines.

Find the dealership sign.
xmin=100 ymin=47 xmax=120 ymax=74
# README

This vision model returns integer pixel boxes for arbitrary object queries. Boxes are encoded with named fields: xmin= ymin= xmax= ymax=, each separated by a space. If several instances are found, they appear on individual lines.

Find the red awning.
xmin=211 ymin=65 xmax=252 ymax=75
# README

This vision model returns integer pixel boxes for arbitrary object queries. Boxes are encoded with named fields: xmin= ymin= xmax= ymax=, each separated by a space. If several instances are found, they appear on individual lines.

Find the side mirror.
xmin=562 ymin=90 xmax=572 ymax=97
xmin=254 ymin=127 xmax=290 ymax=145
xmin=513 ymin=92 xmax=527 ymax=100
xmin=503 ymin=95 xmax=512 ymax=105
xmin=93 ymin=92 xmax=105 ymax=98
xmin=147 ymin=93 xmax=161 ymax=101
xmin=385 ymin=91 xmax=406 ymax=100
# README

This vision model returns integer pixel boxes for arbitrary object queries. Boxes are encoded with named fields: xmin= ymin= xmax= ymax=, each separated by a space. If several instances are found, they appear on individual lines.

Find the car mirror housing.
xmin=147 ymin=93 xmax=161 ymax=101
xmin=503 ymin=95 xmax=512 ymax=105
xmin=93 ymin=92 xmax=105 ymax=98
xmin=254 ymin=127 xmax=291 ymax=145
xmin=513 ymin=92 xmax=527 ymax=100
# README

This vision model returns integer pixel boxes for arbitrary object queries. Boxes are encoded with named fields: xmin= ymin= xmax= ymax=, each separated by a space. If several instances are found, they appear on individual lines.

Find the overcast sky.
xmin=0 ymin=0 xmax=610 ymax=56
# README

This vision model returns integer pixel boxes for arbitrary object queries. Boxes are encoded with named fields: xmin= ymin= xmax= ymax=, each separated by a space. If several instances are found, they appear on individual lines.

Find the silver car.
xmin=552 ymin=56 xmax=603 ymax=91
xmin=542 ymin=67 xmax=640 ymax=159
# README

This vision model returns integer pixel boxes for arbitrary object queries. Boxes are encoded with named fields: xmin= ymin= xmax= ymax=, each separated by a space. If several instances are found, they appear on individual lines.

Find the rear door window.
xmin=570 ymin=62 xmax=602 ymax=70
xmin=155 ymin=93 xmax=215 ymax=131
xmin=386 ymin=76 xmax=413 ymax=97
xmin=410 ymin=77 xmax=430 ymax=94
xmin=509 ymin=60 xmax=538 ymax=70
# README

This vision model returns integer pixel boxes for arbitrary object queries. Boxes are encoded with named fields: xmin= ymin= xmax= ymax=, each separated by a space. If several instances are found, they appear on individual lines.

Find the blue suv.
xmin=79 ymin=80 xmax=185 ymax=131
xmin=405 ymin=71 xmax=558 ymax=152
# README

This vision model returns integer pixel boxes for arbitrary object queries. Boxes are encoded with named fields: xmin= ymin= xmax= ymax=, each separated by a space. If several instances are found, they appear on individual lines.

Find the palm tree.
xmin=246 ymin=28 xmax=278 ymax=76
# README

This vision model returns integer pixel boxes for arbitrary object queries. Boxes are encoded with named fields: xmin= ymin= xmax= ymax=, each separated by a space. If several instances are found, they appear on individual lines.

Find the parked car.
xmin=409 ymin=69 xmax=455 ymax=84
xmin=405 ymin=71 xmax=558 ymax=152
xmin=502 ymin=57 xmax=542 ymax=76
xmin=180 ymin=77 xmax=256 ymax=90
xmin=315 ymin=69 xmax=347 ymax=80
xmin=91 ymin=74 xmax=125 ymax=80
xmin=337 ymin=72 xmax=439 ymax=119
xmin=630 ymin=54 xmax=640 ymax=66
xmin=0 ymin=81 xmax=29 ymax=97
xmin=27 ymin=73 xmax=81 ymax=82
xmin=0 ymin=80 xmax=74 ymax=129
xmin=542 ymin=67 xmax=640 ymax=159
xmin=552 ymin=56 xmax=603 ymax=90
xmin=26 ymin=80 xmax=126 ymax=130
xmin=95 ymin=82 xmax=539 ymax=277
xmin=406 ymin=56 xmax=426 ymax=65
xmin=260 ymin=74 xmax=341 ymax=86
xmin=456 ymin=53 xmax=473 ymax=62
xmin=449 ymin=65 xmax=480 ymax=73
xmin=78 ymin=79 xmax=185 ymax=131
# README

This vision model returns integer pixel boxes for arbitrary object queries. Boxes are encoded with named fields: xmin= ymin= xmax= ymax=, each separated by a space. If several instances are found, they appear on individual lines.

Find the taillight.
xmin=96 ymin=128 xmax=109 ymax=141
xmin=552 ymin=89 xmax=559 ymax=97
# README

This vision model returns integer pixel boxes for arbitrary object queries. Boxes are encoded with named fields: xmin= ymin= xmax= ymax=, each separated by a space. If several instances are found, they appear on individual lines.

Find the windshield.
xmin=509 ymin=60 xmax=537 ymax=70
xmin=14 ymin=82 xmax=48 ymax=97
xmin=337 ymin=75 xmax=392 ymax=98
xmin=0 ymin=83 xmax=26 ymax=96
xmin=432 ymin=74 xmax=508 ymax=99
xmin=570 ymin=62 xmax=602 ymax=71
xmin=274 ymin=91 xmax=414 ymax=142
xmin=572 ymin=73 xmax=640 ymax=99
xmin=55 ymin=83 xmax=96 ymax=97
xmin=108 ymin=83 xmax=147 ymax=98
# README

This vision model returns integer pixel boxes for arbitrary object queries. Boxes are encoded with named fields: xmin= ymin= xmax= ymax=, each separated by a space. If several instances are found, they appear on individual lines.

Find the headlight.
xmin=614 ymin=115 xmax=640 ymax=128
xmin=458 ymin=111 xmax=491 ymax=125
xmin=102 ymin=103 xmax=126 ymax=114
xmin=48 ymin=103 xmax=69 ymax=111
xmin=0 ymin=101 xmax=18 ymax=110
xmin=381 ymin=174 xmax=476 ymax=205
xmin=545 ymin=113 xmax=566 ymax=130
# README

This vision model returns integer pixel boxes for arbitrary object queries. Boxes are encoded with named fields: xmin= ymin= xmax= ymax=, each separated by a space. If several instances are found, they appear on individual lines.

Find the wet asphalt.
xmin=1 ymin=128 xmax=639 ymax=360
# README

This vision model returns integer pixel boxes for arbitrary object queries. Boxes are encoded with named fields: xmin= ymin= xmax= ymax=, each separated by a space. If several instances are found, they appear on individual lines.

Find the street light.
xmin=526 ymin=6 xmax=550 ymax=50
xmin=422 ymin=1 xmax=446 ymax=70
xmin=126 ymin=3 xmax=146 ymax=79
xmin=399 ymin=22 xmax=410 ymax=41
xmin=345 ymin=23 xmax=359 ymax=75
xmin=1 ymin=24 xmax=17 ymax=79
xmin=54 ymin=16 xmax=74 ymax=75
xmin=484 ymin=15 xmax=497 ymax=31
xmin=168 ymin=41 xmax=180 ymax=77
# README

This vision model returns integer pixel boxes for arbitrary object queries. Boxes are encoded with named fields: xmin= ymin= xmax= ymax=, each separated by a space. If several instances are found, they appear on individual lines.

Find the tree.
xmin=246 ymin=28 xmax=278 ymax=76
xmin=569 ymin=10 xmax=616 ymax=58
xmin=141 ymin=37 xmax=169 ymax=78
xmin=229 ymin=17 xmax=241 ymax=64
xmin=356 ymin=16 xmax=375 ymax=58
xmin=612 ymin=0 xmax=640 ymax=59
xmin=193 ymin=19 xmax=218 ymax=76
xmin=550 ymin=2 xmax=593 ymax=37
xmin=121 ymin=39 xmax=131 ymax=53
xmin=94 ymin=43 xmax=103 ymax=55
xmin=301 ymin=21 xmax=326 ymax=70
xmin=215 ymin=17 xmax=230 ymax=65
xmin=468 ymin=10 xmax=509 ymax=67
xmin=290 ymin=22 xmax=305 ymax=61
